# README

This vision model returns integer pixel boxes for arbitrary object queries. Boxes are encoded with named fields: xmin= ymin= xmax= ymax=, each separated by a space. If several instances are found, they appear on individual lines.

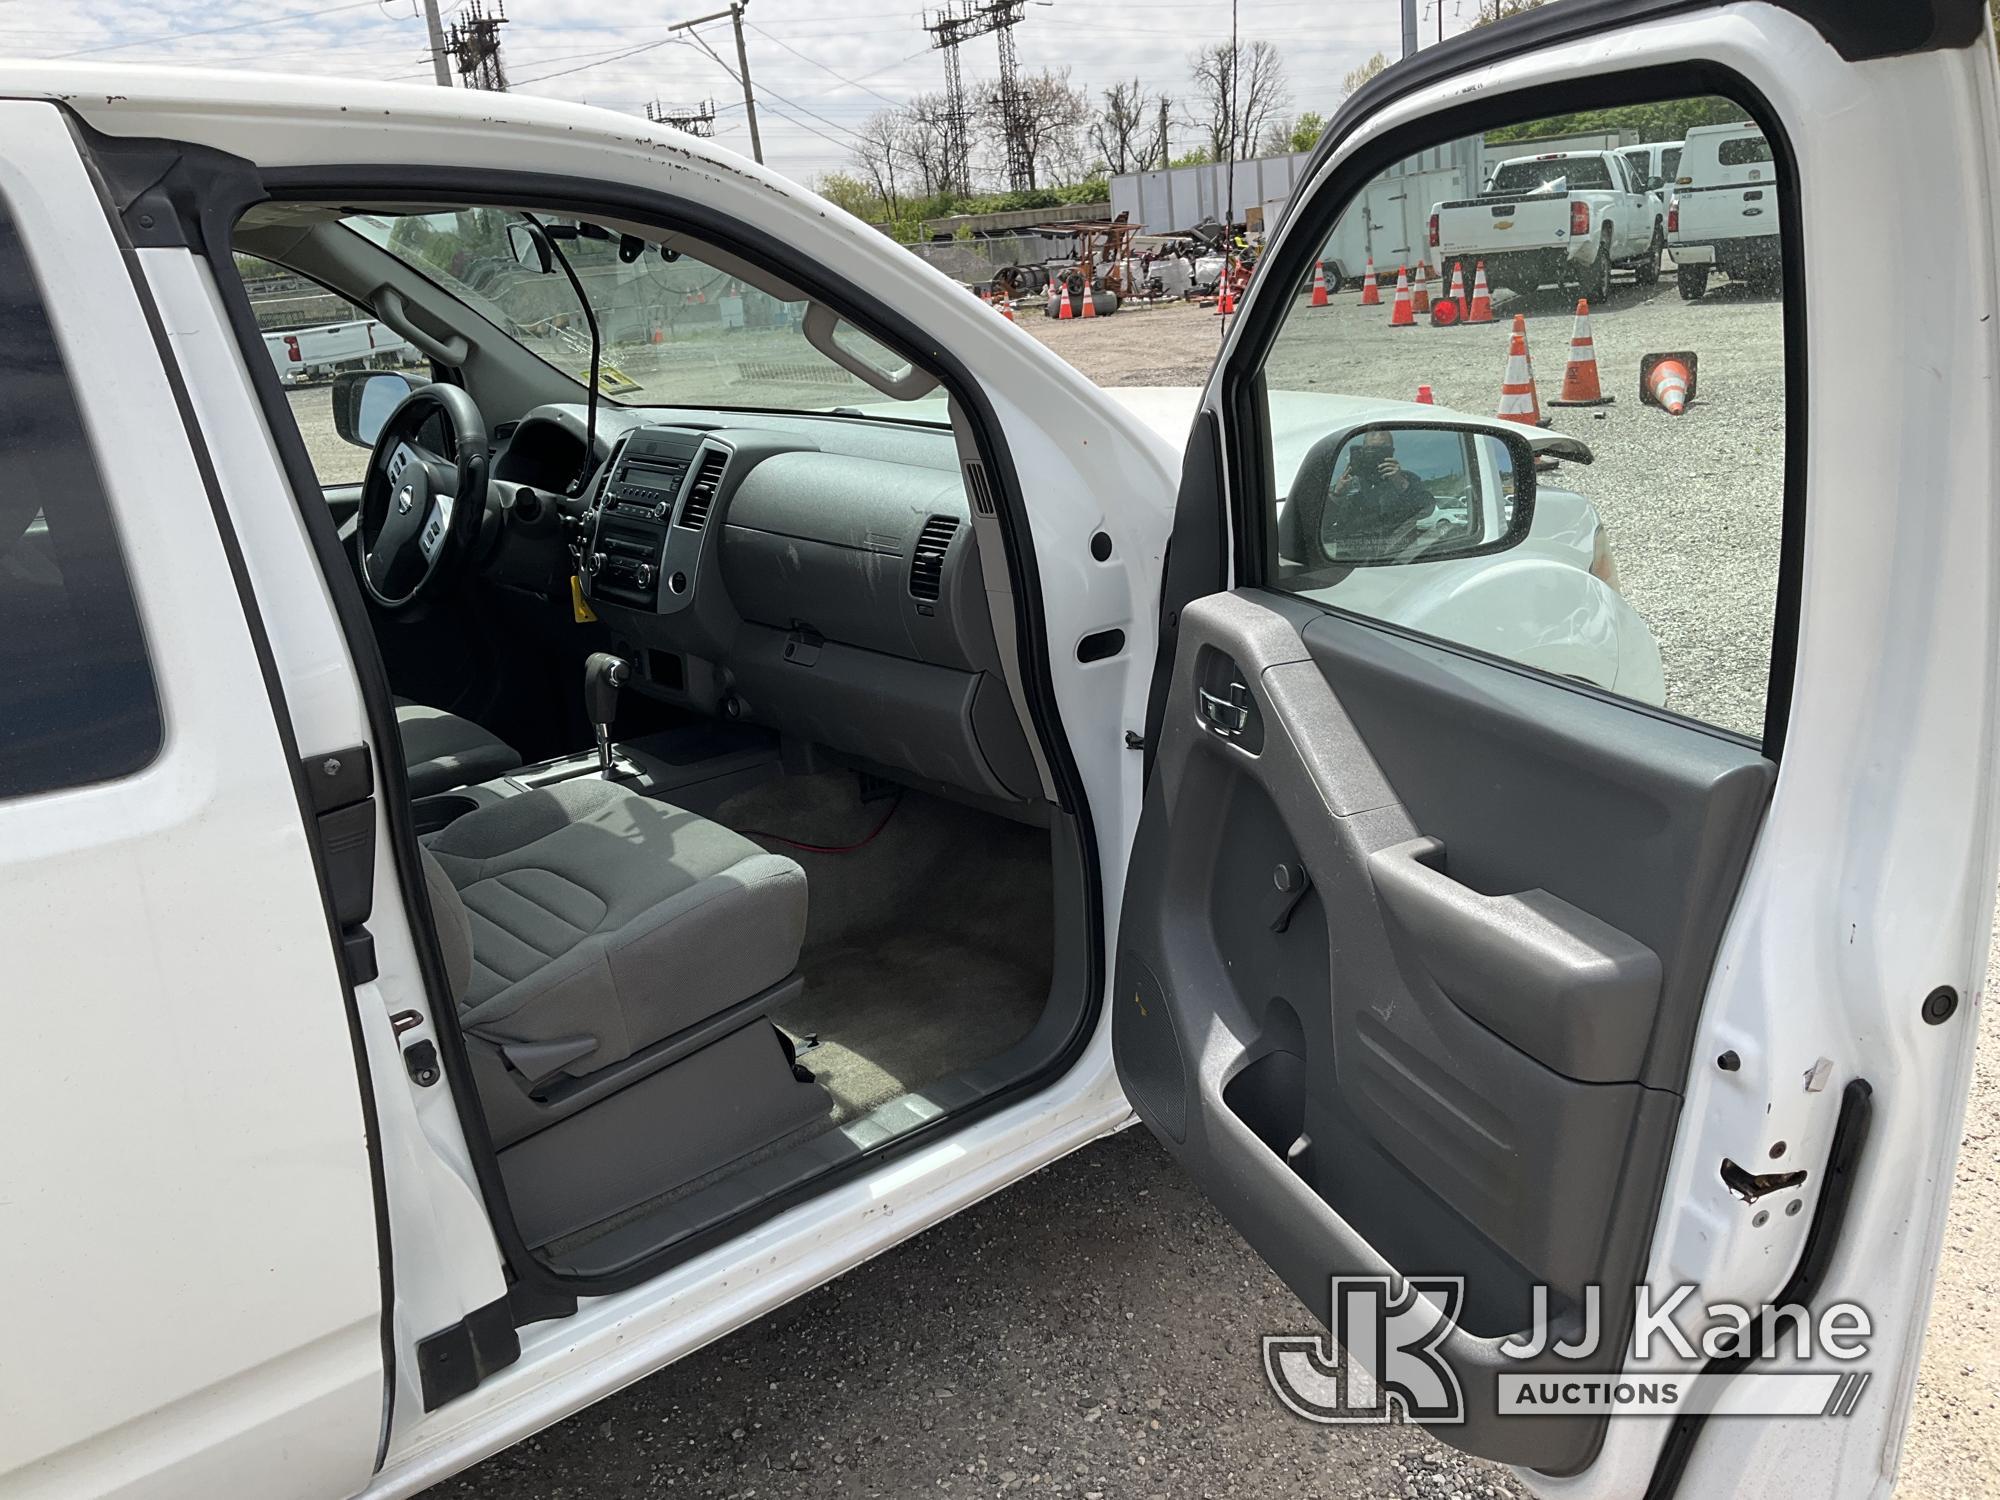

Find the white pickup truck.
xmin=1430 ymin=149 xmax=1662 ymax=301
xmin=2 ymin=9 xmax=1998 ymax=1500
xmin=262 ymin=317 xmax=419 ymax=384
xmin=1668 ymin=120 xmax=1784 ymax=298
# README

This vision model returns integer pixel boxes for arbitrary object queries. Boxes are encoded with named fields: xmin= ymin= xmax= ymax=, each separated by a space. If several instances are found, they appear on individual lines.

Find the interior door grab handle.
xmin=1368 ymin=836 xmax=1663 ymax=1082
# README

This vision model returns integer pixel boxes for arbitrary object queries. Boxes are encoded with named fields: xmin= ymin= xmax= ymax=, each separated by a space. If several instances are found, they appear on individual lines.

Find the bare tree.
xmin=850 ymin=109 xmax=905 ymax=216
xmin=1186 ymin=41 xmax=1289 ymax=165
xmin=899 ymin=92 xmax=957 ymax=198
xmin=976 ymin=68 xmax=1089 ymax=190
xmin=1091 ymin=79 xmax=1156 ymax=175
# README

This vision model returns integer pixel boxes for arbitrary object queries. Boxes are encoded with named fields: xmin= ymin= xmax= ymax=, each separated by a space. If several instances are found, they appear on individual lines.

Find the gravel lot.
xmin=410 ymin=268 xmax=1995 ymax=1499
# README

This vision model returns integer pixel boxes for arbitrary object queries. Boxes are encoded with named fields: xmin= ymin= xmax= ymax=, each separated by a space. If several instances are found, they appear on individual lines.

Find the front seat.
xmin=419 ymin=778 xmax=808 ymax=1085
xmin=395 ymin=699 xmax=522 ymax=797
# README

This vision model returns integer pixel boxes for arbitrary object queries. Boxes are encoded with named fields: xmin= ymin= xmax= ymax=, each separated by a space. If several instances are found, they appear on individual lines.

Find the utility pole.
xmin=1400 ymin=0 xmax=1420 ymax=58
xmin=731 ymin=3 xmax=764 ymax=164
xmin=421 ymin=0 xmax=453 ymax=85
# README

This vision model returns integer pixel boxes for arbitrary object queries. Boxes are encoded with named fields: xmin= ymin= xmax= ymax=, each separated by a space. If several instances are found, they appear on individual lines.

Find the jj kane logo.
xmin=1264 ymin=1279 xmax=1874 ymax=1424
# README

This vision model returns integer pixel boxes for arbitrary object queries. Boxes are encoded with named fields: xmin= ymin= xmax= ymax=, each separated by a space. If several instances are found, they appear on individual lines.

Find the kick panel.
xmin=1114 ymin=591 xmax=1772 ymax=1473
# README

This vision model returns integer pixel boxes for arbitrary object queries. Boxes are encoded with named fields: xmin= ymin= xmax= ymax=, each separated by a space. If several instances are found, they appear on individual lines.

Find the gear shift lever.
xmin=583 ymin=651 xmax=629 ymax=779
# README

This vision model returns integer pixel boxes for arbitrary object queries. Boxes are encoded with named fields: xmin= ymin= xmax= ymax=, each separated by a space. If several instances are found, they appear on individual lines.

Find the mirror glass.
xmin=506 ymin=221 xmax=552 ymax=275
xmin=1303 ymin=424 xmax=1527 ymax=567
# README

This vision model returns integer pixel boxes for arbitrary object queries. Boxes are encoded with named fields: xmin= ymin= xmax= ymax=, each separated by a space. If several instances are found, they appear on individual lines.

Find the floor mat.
xmin=718 ymin=772 xmax=1054 ymax=1123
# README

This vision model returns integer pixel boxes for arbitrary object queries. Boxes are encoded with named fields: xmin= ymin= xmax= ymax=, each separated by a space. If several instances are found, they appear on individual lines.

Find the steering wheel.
xmin=355 ymin=383 xmax=490 ymax=611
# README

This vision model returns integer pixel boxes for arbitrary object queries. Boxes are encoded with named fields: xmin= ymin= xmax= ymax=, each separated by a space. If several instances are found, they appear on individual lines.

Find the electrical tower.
xmin=647 ymin=99 xmax=718 ymax=137
xmin=924 ymin=0 xmax=1028 ymax=195
xmin=447 ymin=0 xmax=510 ymax=92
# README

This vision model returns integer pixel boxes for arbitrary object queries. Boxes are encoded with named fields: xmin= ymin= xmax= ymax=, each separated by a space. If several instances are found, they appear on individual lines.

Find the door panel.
xmin=1117 ymin=591 xmax=1770 ymax=1470
xmin=0 ymin=103 xmax=384 ymax=1499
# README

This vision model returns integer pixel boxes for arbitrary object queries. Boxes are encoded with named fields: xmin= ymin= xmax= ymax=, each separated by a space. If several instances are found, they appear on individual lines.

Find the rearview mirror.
xmin=332 ymin=369 xmax=425 ymax=449
xmin=507 ymin=221 xmax=553 ymax=275
xmin=1290 ymin=420 xmax=1536 ymax=568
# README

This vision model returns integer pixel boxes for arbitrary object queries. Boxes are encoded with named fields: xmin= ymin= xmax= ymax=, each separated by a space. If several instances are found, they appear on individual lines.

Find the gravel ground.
xmin=379 ymin=272 xmax=1990 ymax=1498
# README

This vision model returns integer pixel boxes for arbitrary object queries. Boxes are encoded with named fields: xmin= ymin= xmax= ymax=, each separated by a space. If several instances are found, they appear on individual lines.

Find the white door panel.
xmin=1123 ymin=6 xmax=2000 ymax=1497
xmin=0 ymin=103 xmax=383 ymax=1499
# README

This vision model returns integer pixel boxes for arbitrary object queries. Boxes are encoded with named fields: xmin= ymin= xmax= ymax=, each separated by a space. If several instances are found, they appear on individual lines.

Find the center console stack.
xmin=582 ymin=426 xmax=727 ymax=616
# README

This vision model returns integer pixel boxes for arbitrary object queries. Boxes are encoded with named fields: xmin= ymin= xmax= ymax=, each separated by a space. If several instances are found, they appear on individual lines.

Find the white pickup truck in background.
xmin=1668 ymin=120 xmax=1783 ymax=299
xmin=1429 ymin=150 xmax=1662 ymax=302
xmin=261 ymin=318 xmax=419 ymax=385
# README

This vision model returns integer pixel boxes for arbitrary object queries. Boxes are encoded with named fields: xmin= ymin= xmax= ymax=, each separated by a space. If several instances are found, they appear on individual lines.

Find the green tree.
xmin=815 ymin=172 xmax=878 ymax=219
xmin=1486 ymin=94 xmax=1749 ymax=147
xmin=1341 ymin=52 xmax=1387 ymax=99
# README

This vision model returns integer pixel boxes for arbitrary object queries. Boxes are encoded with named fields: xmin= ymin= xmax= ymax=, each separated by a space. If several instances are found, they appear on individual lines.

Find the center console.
xmin=583 ymin=426 xmax=728 ymax=616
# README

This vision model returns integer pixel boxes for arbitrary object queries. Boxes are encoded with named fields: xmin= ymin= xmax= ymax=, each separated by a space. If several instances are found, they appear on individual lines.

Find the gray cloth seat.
xmin=396 ymin=699 xmax=522 ymax=798
xmin=420 ymin=778 xmax=808 ymax=1079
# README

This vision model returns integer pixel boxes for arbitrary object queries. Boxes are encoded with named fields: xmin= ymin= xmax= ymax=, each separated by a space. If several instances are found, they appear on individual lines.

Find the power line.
xmin=50 ymin=0 xmax=390 ymax=57
xmin=746 ymin=22 xmax=906 ymax=110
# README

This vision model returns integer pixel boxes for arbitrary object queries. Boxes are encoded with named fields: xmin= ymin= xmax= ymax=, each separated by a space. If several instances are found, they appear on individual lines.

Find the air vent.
xmin=678 ymin=449 xmax=728 ymax=529
xmin=909 ymin=515 xmax=959 ymax=602
xmin=964 ymin=460 xmax=997 ymax=517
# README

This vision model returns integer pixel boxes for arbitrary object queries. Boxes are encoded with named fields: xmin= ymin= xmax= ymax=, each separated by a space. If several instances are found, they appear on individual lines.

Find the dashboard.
xmin=483 ymin=404 xmax=1041 ymax=805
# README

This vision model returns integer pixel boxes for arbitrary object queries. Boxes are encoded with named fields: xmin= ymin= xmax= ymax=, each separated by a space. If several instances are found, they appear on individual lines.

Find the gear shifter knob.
xmin=583 ymin=652 xmax=629 ymax=777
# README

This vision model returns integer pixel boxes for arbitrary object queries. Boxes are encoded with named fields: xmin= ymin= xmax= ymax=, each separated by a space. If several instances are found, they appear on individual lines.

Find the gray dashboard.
xmin=494 ymin=404 xmax=1040 ymax=804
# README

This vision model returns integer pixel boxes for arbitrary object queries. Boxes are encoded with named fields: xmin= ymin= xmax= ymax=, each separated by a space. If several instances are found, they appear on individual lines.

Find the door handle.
xmin=1199 ymin=682 xmax=1251 ymax=737
xmin=1368 ymin=837 xmax=1662 ymax=1082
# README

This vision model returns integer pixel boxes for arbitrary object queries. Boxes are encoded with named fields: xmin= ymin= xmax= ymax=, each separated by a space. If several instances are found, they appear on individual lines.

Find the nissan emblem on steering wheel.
xmin=396 ymin=484 xmax=414 ymax=514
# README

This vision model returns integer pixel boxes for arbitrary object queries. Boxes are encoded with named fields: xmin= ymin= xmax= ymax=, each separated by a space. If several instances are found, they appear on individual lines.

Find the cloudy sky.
xmin=2 ymin=0 xmax=1482 ymax=183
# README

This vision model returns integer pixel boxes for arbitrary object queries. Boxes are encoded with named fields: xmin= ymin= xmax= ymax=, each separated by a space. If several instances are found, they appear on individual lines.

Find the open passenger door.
xmin=1115 ymin=3 xmax=2000 ymax=1494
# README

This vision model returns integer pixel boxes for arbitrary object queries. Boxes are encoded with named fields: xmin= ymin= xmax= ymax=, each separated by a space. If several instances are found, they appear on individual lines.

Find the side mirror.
xmin=507 ymin=221 xmax=553 ymax=275
xmin=1297 ymin=420 xmax=1536 ymax=568
xmin=1649 ymin=175 xmax=1666 ymax=192
xmin=332 ymin=369 xmax=425 ymax=449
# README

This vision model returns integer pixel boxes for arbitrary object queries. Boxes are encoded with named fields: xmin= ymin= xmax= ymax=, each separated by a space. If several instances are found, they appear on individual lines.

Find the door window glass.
xmin=235 ymin=253 xmax=409 ymax=488
xmin=1257 ymin=90 xmax=1784 ymax=739
xmin=0 ymin=205 xmax=162 ymax=797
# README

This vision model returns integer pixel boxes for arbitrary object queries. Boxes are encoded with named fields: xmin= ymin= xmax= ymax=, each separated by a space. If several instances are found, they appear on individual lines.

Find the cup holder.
xmin=412 ymin=792 xmax=480 ymax=836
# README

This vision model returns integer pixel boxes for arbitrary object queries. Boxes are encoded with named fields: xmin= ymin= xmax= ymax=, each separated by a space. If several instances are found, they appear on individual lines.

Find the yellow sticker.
xmin=570 ymin=575 xmax=597 ymax=623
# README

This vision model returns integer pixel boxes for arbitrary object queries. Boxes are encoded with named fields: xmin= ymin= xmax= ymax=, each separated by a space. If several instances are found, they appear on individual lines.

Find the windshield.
xmin=346 ymin=208 xmax=928 ymax=420
xmin=1488 ymin=157 xmax=1614 ymax=194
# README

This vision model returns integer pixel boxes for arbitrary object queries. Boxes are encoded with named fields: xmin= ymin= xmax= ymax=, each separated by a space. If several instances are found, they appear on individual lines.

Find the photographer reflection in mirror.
xmin=1328 ymin=428 xmax=1439 ymax=551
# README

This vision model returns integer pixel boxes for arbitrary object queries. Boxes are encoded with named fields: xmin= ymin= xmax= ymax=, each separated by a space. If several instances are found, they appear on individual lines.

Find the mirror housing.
xmin=1295 ymin=419 xmax=1536 ymax=569
xmin=333 ymin=369 xmax=426 ymax=449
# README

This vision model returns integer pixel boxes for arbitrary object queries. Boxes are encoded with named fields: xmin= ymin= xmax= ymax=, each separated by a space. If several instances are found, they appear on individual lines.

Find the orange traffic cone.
xmin=1415 ymin=383 xmax=1435 ymax=405
xmin=1548 ymin=300 xmax=1612 ymax=406
xmin=1360 ymin=256 xmax=1381 ymax=306
xmin=1216 ymin=276 xmax=1236 ymax=316
xmin=1080 ymin=273 xmax=1096 ymax=318
xmin=1640 ymin=351 xmax=1698 ymax=414
xmin=1430 ymin=298 xmax=1461 ymax=327
xmin=1466 ymin=261 xmax=1494 ymax=323
xmin=1058 ymin=280 xmax=1074 ymax=320
xmin=1412 ymin=261 xmax=1431 ymax=316
xmin=1388 ymin=265 xmax=1415 ymax=328
xmin=1446 ymin=261 xmax=1466 ymax=317
xmin=999 ymin=293 xmax=1015 ymax=323
xmin=1310 ymin=261 xmax=1329 ymax=308
xmin=1497 ymin=327 xmax=1542 ymax=427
